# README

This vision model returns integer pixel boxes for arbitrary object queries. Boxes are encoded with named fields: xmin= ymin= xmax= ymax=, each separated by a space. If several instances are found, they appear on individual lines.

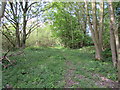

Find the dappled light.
xmin=2 ymin=47 xmax=119 ymax=88
xmin=1 ymin=1 xmax=120 ymax=89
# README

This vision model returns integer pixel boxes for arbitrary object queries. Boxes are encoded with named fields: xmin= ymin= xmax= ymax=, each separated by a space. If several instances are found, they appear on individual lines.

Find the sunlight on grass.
xmin=2 ymin=46 xmax=117 ymax=88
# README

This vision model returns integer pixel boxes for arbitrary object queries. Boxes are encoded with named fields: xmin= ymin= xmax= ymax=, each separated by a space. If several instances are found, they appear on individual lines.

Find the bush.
xmin=102 ymin=48 xmax=112 ymax=62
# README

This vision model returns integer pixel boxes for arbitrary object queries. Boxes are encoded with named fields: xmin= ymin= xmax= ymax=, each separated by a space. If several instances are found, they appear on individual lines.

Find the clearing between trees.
xmin=3 ymin=46 xmax=120 ymax=88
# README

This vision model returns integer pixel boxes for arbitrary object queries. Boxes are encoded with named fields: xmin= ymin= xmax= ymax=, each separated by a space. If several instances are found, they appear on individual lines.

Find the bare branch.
xmin=4 ymin=16 xmax=16 ymax=28
xmin=26 ymin=26 xmax=39 ymax=39
xmin=26 ymin=22 xmax=40 ymax=36
xmin=2 ymin=30 xmax=15 ymax=47
xmin=27 ymin=2 xmax=38 ymax=11
xmin=20 ymin=2 xmax=24 ymax=11
xmin=5 ymin=10 xmax=16 ymax=22
xmin=0 ymin=2 xmax=6 ymax=19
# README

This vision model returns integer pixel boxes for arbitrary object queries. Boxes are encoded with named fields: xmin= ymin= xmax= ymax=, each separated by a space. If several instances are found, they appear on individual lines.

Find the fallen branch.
xmin=0 ymin=50 xmax=24 ymax=68
xmin=7 ymin=51 xmax=24 ymax=57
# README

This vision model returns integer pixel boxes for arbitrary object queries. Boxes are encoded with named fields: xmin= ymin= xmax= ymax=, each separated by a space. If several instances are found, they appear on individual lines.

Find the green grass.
xmin=2 ymin=46 xmax=117 ymax=88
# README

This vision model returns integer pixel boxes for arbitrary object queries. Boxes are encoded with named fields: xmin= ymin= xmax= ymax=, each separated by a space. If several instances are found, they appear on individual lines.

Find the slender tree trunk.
xmin=118 ymin=48 xmax=120 ymax=82
xmin=108 ymin=1 xmax=120 ymax=82
xmin=99 ymin=1 xmax=104 ymax=50
xmin=85 ymin=1 xmax=102 ymax=60
xmin=21 ymin=1 xmax=28 ymax=48
xmin=9 ymin=2 xmax=21 ymax=48
xmin=36 ymin=28 xmax=39 ymax=46
xmin=0 ymin=4 xmax=6 ymax=87
xmin=0 ymin=2 xmax=6 ymax=19
xmin=15 ymin=2 xmax=21 ymax=48
xmin=0 ymin=2 xmax=6 ymax=28
xmin=22 ymin=14 xmax=27 ymax=48
xmin=118 ymin=27 xmax=120 ymax=82
xmin=108 ymin=2 xmax=118 ymax=67
xmin=116 ymin=11 xmax=120 ymax=82
xmin=92 ymin=2 xmax=102 ymax=60
xmin=15 ymin=23 xmax=21 ymax=48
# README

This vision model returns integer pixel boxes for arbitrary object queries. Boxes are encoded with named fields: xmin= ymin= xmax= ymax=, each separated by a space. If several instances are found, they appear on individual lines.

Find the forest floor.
xmin=2 ymin=46 xmax=120 ymax=88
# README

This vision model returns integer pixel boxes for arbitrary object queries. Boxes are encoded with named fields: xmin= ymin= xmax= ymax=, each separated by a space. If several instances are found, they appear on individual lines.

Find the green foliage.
xmin=2 ymin=26 xmax=16 ymax=50
xmin=45 ymin=2 xmax=93 ymax=49
xmin=102 ymin=13 xmax=110 ymax=49
xmin=26 ymin=24 xmax=57 ymax=47
xmin=102 ymin=48 xmax=112 ymax=62
xmin=2 ymin=2 xmax=119 ymax=88
xmin=3 ymin=47 xmax=66 ymax=88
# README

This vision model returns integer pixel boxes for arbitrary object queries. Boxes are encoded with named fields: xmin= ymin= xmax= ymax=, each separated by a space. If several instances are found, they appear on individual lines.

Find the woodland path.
xmin=63 ymin=53 xmax=120 ymax=88
xmin=3 ymin=47 xmax=120 ymax=88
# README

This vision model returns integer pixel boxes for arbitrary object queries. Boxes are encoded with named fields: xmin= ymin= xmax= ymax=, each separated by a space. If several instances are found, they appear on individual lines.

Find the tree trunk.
xmin=116 ymin=10 xmax=120 ymax=83
xmin=16 ymin=23 xmax=21 ymax=48
xmin=21 ymin=1 xmax=28 ymax=48
xmin=117 ymin=25 xmax=120 ymax=81
xmin=118 ymin=42 xmax=120 ymax=82
xmin=0 ymin=2 xmax=6 ymax=19
xmin=108 ymin=2 xmax=118 ymax=67
xmin=0 ymin=3 xmax=6 ymax=88
xmin=99 ymin=1 xmax=104 ymax=50
xmin=9 ymin=2 xmax=21 ymax=48
xmin=110 ymin=28 xmax=117 ymax=67
xmin=22 ymin=15 xmax=27 ymax=48
xmin=92 ymin=2 xmax=102 ymax=60
xmin=85 ymin=1 xmax=102 ymax=60
xmin=94 ymin=43 xmax=102 ymax=60
xmin=15 ymin=2 xmax=21 ymax=48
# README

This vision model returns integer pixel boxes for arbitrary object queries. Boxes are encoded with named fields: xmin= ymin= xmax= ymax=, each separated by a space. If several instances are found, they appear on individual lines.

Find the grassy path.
xmin=62 ymin=49 xmax=119 ymax=88
xmin=64 ymin=61 xmax=79 ymax=88
xmin=2 ymin=46 xmax=120 ymax=88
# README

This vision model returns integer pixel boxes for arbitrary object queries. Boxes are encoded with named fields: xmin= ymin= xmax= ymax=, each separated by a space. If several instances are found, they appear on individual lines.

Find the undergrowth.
xmin=2 ymin=46 xmax=117 ymax=88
